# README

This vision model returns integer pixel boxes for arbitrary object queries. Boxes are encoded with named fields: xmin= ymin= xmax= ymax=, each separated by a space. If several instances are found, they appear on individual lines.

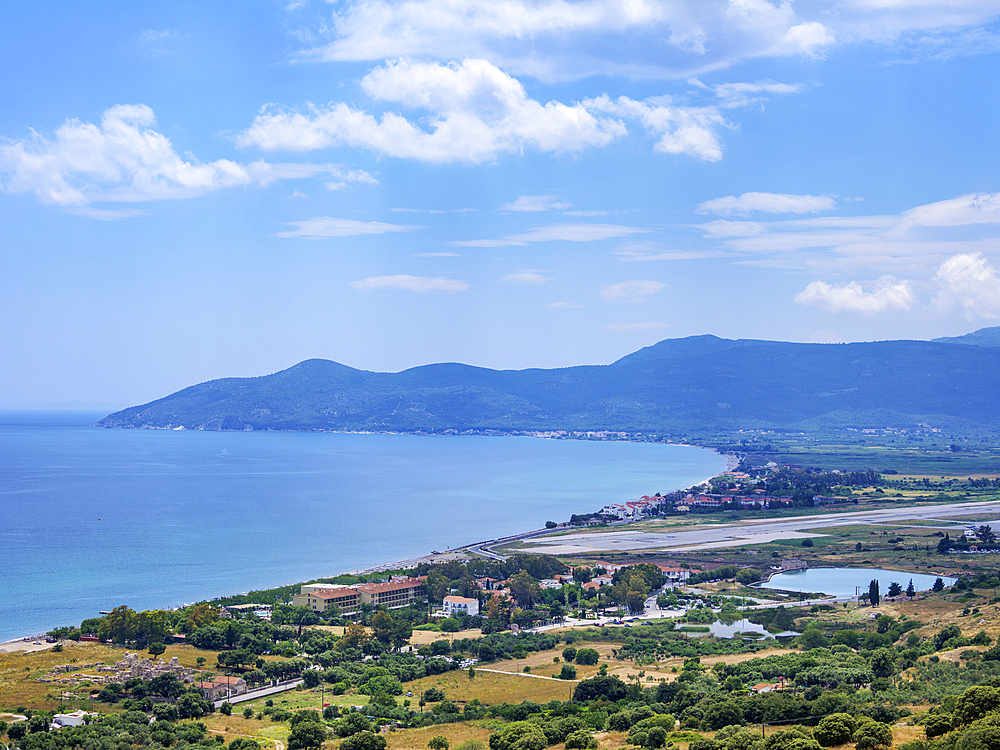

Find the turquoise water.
xmin=0 ymin=412 xmax=726 ymax=641
xmin=760 ymin=567 xmax=956 ymax=597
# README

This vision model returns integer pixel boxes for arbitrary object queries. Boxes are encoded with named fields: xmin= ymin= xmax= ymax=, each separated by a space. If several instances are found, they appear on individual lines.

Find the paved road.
xmin=212 ymin=679 xmax=303 ymax=709
xmin=517 ymin=499 xmax=1000 ymax=555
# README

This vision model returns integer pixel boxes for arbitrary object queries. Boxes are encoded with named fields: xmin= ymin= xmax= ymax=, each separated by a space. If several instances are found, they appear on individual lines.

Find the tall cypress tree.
xmin=868 ymin=579 xmax=880 ymax=607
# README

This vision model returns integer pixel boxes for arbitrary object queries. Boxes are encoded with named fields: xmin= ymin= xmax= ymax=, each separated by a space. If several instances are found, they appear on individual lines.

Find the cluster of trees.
xmin=1 ymin=709 xmax=234 ymax=750
xmin=937 ymin=532 xmax=1000 ymax=554
xmin=705 ymin=467 xmax=884 ymax=507
xmin=91 ymin=673 xmax=214 ymax=717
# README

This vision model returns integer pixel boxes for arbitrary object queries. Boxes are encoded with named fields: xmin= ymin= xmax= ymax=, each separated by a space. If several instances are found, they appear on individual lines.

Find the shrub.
xmin=814 ymin=714 xmax=856 ymax=747
xmin=565 ymin=730 xmax=598 ymax=750
xmin=853 ymin=721 xmax=892 ymax=750
xmin=340 ymin=731 xmax=387 ymax=750
xmin=576 ymin=648 xmax=599 ymax=665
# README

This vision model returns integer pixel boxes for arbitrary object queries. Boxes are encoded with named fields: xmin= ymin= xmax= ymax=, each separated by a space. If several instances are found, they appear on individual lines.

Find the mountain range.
xmin=98 ymin=327 xmax=1000 ymax=434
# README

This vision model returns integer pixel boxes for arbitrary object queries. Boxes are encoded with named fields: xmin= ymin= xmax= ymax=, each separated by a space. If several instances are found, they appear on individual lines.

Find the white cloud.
xmin=414 ymin=251 xmax=460 ymax=257
xmin=501 ymin=194 xmax=573 ymax=212
xmin=238 ymin=58 xmax=625 ymax=164
xmin=305 ymin=0 xmax=836 ymax=80
xmin=932 ymin=252 xmax=1000 ymax=319
xmin=240 ymin=59 xmax=805 ymax=165
xmin=614 ymin=242 xmax=723 ymax=261
xmin=0 ymin=104 xmax=374 ymax=212
xmin=303 ymin=0 xmax=1000 ymax=81
xmin=275 ymin=216 xmax=424 ymax=238
xmin=707 ymin=80 xmax=807 ymax=108
xmin=601 ymin=279 xmax=666 ymax=300
xmin=696 ymin=192 xmax=836 ymax=216
xmin=547 ymin=301 xmax=582 ymax=308
xmin=351 ymin=274 xmax=470 ymax=292
xmin=697 ymin=191 xmax=1000 ymax=273
xmin=794 ymin=276 xmax=916 ymax=313
xmin=449 ymin=222 xmax=648 ymax=247
xmin=585 ymin=94 xmax=725 ymax=161
xmin=501 ymin=270 xmax=551 ymax=285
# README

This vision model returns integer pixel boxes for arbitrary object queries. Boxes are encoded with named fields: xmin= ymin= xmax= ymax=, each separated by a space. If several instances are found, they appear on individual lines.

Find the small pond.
xmin=676 ymin=617 xmax=792 ymax=639
xmin=759 ymin=567 xmax=956 ymax=597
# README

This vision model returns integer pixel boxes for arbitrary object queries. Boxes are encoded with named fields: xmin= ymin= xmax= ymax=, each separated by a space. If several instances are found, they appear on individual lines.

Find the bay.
xmin=0 ymin=411 xmax=726 ymax=641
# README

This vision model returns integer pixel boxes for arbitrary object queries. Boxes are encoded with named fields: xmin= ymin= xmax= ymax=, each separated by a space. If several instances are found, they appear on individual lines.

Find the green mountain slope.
xmin=98 ymin=332 xmax=1000 ymax=433
xmin=932 ymin=326 xmax=1000 ymax=347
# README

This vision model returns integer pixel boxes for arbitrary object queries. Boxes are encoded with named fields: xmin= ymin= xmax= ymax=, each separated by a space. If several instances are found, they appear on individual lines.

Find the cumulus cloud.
xmin=274 ymin=216 xmax=424 ymax=239
xmin=351 ymin=274 xmax=470 ymax=292
xmin=501 ymin=194 xmax=573 ymax=212
xmin=696 ymin=192 xmax=836 ymax=216
xmin=604 ymin=321 xmax=669 ymax=330
xmin=0 ymin=104 xmax=374 ymax=212
xmin=501 ymin=270 xmax=551 ymax=285
xmin=932 ymin=252 xmax=1000 ymax=319
xmin=601 ymin=279 xmax=666 ymax=300
xmin=449 ymin=222 xmax=648 ymax=247
xmin=238 ymin=58 xmax=626 ymax=164
xmin=239 ymin=59 xmax=804 ymax=164
xmin=794 ymin=276 xmax=916 ymax=313
xmin=585 ymin=94 xmax=726 ymax=161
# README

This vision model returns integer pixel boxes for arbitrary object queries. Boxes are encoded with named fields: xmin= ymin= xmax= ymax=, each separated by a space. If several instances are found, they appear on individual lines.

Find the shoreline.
xmin=2 ymin=450 xmax=732 ymax=645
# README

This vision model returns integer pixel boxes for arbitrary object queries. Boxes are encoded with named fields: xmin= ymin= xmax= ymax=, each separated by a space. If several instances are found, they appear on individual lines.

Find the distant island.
xmin=98 ymin=328 xmax=1000 ymax=436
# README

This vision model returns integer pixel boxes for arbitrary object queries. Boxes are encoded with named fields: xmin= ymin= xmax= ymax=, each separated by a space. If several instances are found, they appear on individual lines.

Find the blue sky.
xmin=2 ymin=0 xmax=1000 ymax=408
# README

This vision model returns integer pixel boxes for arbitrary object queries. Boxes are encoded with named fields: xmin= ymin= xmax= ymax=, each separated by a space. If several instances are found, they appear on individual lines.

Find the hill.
xmin=98 ymin=330 xmax=1000 ymax=435
xmin=932 ymin=325 xmax=1000 ymax=347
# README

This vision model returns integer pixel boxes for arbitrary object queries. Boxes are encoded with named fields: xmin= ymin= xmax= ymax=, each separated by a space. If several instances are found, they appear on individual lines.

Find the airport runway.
xmin=517 ymin=499 xmax=1000 ymax=555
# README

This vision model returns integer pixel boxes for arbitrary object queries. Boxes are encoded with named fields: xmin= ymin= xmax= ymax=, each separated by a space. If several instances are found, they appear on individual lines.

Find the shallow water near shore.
xmin=0 ymin=411 xmax=726 ymax=641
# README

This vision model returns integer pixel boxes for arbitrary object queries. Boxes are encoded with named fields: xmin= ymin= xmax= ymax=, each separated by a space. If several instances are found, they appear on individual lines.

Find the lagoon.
xmin=760 ymin=567 xmax=956 ymax=597
xmin=0 ymin=412 xmax=727 ymax=642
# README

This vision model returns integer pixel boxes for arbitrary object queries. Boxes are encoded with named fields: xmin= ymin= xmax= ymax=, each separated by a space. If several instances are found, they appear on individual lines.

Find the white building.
xmin=442 ymin=595 xmax=479 ymax=617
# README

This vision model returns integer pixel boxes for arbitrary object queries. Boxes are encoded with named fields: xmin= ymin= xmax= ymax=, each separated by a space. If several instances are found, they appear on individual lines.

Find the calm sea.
xmin=0 ymin=412 xmax=726 ymax=641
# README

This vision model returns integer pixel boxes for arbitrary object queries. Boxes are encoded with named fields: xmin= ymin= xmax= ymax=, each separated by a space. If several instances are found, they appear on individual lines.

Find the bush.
xmin=563 ymin=647 xmax=578 ymax=663
xmin=853 ymin=721 xmax=892 ymax=750
xmin=565 ymin=730 xmax=598 ymax=750
xmin=429 ymin=736 xmax=450 ymax=750
xmin=814 ymin=714 xmax=857 ymax=747
xmin=489 ymin=722 xmax=548 ymax=750
xmin=576 ymin=648 xmax=599 ymax=665
xmin=645 ymin=728 xmax=668 ymax=749
xmin=335 ymin=713 xmax=373 ymax=738
xmin=574 ymin=675 xmax=626 ymax=702
xmin=340 ymin=731 xmax=387 ymax=750
xmin=560 ymin=664 xmax=578 ymax=680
